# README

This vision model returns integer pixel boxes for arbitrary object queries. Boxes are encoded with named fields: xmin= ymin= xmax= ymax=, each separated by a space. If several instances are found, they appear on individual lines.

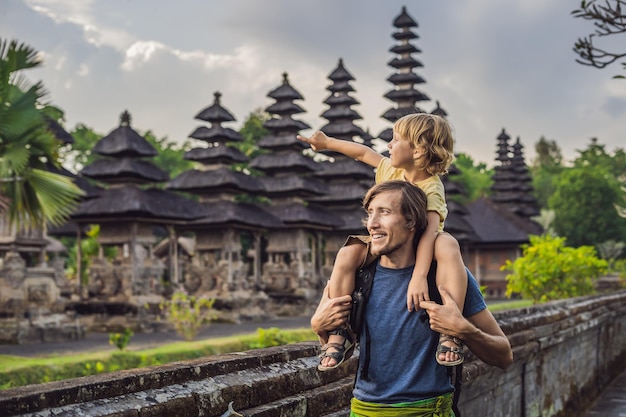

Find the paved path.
xmin=584 ymin=368 xmax=626 ymax=417
xmin=0 ymin=316 xmax=312 ymax=357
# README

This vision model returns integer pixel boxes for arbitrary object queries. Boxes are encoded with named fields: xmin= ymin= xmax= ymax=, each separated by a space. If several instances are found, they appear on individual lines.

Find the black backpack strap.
xmin=361 ymin=323 xmax=372 ymax=382
xmin=452 ymin=363 xmax=463 ymax=417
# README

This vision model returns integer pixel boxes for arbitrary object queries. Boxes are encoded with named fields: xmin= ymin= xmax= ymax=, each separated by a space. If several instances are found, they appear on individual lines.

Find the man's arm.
xmin=310 ymin=282 xmax=352 ymax=345
xmin=421 ymin=287 xmax=513 ymax=370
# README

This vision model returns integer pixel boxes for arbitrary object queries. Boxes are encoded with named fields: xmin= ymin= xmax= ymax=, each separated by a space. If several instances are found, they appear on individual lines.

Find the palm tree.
xmin=0 ymin=38 xmax=83 ymax=231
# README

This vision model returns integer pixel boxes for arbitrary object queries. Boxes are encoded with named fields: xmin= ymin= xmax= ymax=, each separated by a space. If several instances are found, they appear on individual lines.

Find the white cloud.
xmin=26 ymin=0 xmax=134 ymax=51
xmin=78 ymin=64 xmax=89 ymax=77
xmin=121 ymin=41 xmax=166 ymax=71
xmin=26 ymin=0 xmax=95 ymax=27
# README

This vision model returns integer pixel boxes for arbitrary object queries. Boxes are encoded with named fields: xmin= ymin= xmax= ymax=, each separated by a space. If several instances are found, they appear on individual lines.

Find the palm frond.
xmin=29 ymin=168 xmax=84 ymax=226
xmin=0 ymin=38 xmax=41 ymax=73
xmin=0 ymin=38 xmax=77 ymax=230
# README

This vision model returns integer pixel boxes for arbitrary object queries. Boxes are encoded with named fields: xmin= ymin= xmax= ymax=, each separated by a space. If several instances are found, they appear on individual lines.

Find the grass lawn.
xmin=0 ymin=327 xmax=316 ymax=389
xmin=488 ymin=299 xmax=533 ymax=312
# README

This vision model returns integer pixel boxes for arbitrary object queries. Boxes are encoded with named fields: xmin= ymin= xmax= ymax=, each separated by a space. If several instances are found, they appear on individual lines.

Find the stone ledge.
xmin=0 ymin=342 xmax=320 ymax=415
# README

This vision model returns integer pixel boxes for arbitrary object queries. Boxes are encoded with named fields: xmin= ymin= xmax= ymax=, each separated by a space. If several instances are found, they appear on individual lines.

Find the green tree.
xmin=60 ymin=123 xmax=102 ymax=173
xmin=143 ymin=130 xmax=194 ymax=179
xmin=547 ymin=138 xmax=626 ymax=248
xmin=573 ymin=137 xmax=626 ymax=177
xmin=230 ymin=108 xmax=271 ymax=204
xmin=448 ymin=152 xmax=493 ymax=204
xmin=616 ymin=175 xmax=626 ymax=218
xmin=549 ymin=166 xmax=626 ymax=247
xmin=503 ymin=234 xmax=608 ymax=303
xmin=0 ymin=38 xmax=83 ymax=229
xmin=236 ymin=108 xmax=270 ymax=160
xmin=232 ymin=108 xmax=269 ymax=177
xmin=572 ymin=0 xmax=626 ymax=79
xmin=531 ymin=137 xmax=564 ymax=208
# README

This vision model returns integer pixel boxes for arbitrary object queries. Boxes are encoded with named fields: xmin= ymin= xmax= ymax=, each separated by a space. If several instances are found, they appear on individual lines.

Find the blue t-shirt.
xmin=353 ymin=264 xmax=486 ymax=403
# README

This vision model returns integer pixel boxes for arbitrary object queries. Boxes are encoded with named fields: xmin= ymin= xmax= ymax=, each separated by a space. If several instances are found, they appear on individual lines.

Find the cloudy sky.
xmin=2 ymin=0 xmax=624 ymax=166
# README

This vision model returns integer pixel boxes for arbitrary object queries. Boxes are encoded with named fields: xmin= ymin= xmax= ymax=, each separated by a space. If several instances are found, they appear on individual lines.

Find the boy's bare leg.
xmin=434 ymin=233 xmax=468 ymax=365
xmin=320 ymin=243 xmax=367 ymax=368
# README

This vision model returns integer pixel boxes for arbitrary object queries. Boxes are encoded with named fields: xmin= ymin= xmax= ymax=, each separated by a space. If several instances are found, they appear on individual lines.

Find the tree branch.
xmin=572 ymin=0 xmax=626 ymax=72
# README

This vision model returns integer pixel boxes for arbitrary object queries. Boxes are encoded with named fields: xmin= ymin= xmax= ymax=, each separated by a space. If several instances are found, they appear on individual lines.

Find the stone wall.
xmin=1 ymin=290 xmax=625 ymax=417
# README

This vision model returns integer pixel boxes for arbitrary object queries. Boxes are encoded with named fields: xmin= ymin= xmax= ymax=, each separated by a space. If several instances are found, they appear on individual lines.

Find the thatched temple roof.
xmin=92 ymin=111 xmax=158 ymax=158
xmin=81 ymin=158 xmax=169 ymax=184
xmin=72 ymin=185 xmax=206 ymax=222
xmin=265 ymin=203 xmax=343 ymax=229
xmin=183 ymin=145 xmax=248 ymax=165
xmin=466 ymin=197 xmax=543 ymax=244
xmin=186 ymin=201 xmax=284 ymax=230
xmin=167 ymin=167 xmax=263 ymax=195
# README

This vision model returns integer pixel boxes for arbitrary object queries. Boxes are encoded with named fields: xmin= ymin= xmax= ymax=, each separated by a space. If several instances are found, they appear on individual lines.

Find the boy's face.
xmin=388 ymin=130 xmax=424 ymax=169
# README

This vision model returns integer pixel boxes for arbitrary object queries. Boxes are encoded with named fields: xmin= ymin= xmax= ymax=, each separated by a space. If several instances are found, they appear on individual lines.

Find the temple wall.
xmin=1 ymin=290 xmax=625 ymax=417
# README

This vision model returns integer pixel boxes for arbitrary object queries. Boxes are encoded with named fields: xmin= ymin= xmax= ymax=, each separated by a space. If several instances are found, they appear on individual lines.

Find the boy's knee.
xmin=434 ymin=233 xmax=461 ymax=257
xmin=336 ymin=243 xmax=367 ymax=268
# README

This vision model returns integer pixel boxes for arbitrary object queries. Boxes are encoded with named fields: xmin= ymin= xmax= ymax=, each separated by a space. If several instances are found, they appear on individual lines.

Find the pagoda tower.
xmin=431 ymin=100 xmax=448 ymax=118
xmin=319 ymin=58 xmax=370 ymax=143
xmin=489 ymin=129 xmax=542 ymax=219
xmin=308 ymin=59 xmax=374 ymax=272
xmin=166 ymin=92 xmax=282 ymax=293
xmin=510 ymin=137 xmax=541 ymax=218
xmin=379 ymin=6 xmax=430 ymax=141
xmin=490 ymin=129 xmax=522 ymax=210
xmin=74 ymin=111 xmax=205 ymax=300
xmin=249 ymin=73 xmax=340 ymax=294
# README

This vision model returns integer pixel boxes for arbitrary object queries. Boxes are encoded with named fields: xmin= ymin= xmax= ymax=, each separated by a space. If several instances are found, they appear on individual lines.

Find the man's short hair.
xmin=362 ymin=180 xmax=429 ymax=248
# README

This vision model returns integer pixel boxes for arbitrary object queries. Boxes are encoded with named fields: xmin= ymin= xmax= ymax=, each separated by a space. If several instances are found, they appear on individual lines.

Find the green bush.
xmin=109 ymin=328 xmax=133 ymax=351
xmin=503 ymin=234 xmax=608 ymax=303
xmin=247 ymin=327 xmax=289 ymax=349
xmin=161 ymin=291 xmax=216 ymax=341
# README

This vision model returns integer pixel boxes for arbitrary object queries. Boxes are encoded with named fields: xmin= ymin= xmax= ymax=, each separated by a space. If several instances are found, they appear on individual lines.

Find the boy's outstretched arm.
xmin=297 ymin=131 xmax=383 ymax=168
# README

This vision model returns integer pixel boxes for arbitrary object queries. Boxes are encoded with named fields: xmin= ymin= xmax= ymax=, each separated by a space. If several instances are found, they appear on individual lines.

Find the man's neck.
xmin=378 ymin=248 xmax=416 ymax=269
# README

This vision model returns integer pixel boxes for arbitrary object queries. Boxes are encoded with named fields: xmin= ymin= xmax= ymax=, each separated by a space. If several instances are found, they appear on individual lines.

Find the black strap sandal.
xmin=436 ymin=334 xmax=464 ymax=366
xmin=318 ymin=328 xmax=355 ymax=371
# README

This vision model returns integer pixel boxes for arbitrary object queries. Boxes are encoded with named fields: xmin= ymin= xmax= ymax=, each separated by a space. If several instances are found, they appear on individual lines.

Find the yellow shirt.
xmin=375 ymin=157 xmax=447 ymax=232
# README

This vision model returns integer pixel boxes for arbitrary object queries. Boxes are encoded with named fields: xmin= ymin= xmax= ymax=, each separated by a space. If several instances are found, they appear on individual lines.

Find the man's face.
xmin=366 ymin=189 xmax=414 ymax=258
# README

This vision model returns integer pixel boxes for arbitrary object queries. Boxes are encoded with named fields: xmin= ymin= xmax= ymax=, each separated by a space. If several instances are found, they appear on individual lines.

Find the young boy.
xmin=297 ymin=113 xmax=468 ymax=370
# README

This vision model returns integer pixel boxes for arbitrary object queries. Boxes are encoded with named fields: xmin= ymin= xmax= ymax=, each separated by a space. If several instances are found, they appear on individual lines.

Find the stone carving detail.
xmin=262 ymin=260 xmax=297 ymax=293
xmin=27 ymin=283 xmax=49 ymax=303
xmin=2 ymin=252 xmax=26 ymax=289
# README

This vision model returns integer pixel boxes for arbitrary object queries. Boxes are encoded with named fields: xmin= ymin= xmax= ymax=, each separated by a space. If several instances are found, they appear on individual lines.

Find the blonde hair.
xmin=393 ymin=113 xmax=455 ymax=176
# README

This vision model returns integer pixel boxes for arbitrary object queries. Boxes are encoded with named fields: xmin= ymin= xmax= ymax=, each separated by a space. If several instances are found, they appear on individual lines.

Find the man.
xmin=311 ymin=180 xmax=512 ymax=416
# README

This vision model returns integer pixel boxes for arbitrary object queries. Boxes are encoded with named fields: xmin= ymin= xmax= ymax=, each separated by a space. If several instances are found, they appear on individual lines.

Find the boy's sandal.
xmin=318 ymin=328 xmax=355 ymax=371
xmin=436 ymin=334 xmax=464 ymax=366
